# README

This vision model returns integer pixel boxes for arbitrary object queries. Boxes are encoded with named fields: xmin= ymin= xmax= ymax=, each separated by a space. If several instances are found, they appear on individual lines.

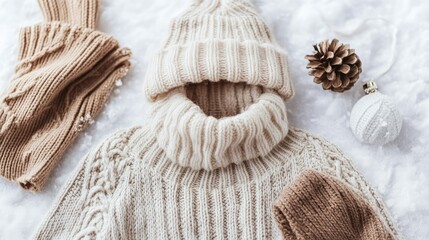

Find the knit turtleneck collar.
xmin=150 ymin=82 xmax=289 ymax=171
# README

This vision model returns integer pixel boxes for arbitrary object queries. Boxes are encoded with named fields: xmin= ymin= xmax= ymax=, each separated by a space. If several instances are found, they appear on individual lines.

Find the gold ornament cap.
xmin=363 ymin=81 xmax=378 ymax=95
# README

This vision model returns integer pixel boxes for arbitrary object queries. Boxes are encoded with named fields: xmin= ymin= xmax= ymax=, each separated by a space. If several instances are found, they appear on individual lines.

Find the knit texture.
xmin=143 ymin=0 xmax=294 ymax=101
xmin=33 ymin=127 xmax=399 ymax=239
xmin=0 ymin=0 xmax=131 ymax=191
xmin=34 ymin=0 xmax=399 ymax=238
xmin=152 ymin=82 xmax=289 ymax=170
xmin=34 ymin=86 xmax=399 ymax=239
xmin=273 ymin=170 xmax=395 ymax=240
xmin=350 ymin=92 xmax=402 ymax=145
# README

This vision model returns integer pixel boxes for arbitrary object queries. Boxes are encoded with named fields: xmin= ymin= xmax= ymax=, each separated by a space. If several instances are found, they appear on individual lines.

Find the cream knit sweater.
xmin=34 ymin=0 xmax=399 ymax=239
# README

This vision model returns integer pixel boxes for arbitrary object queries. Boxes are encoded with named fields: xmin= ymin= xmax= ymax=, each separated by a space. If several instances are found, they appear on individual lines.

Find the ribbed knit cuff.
xmin=144 ymin=39 xmax=293 ymax=101
xmin=273 ymin=170 xmax=395 ymax=240
xmin=18 ymin=21 xmax=116 ymax=65
xmin=38 ymin=0 xmax=99 ymax=29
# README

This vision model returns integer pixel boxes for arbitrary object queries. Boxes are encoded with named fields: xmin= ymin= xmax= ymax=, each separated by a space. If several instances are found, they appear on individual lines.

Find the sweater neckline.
xmin=149 ymin=87 xmax=289 ymax=171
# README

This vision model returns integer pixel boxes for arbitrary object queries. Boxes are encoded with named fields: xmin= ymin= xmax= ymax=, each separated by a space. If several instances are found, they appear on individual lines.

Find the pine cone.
xmin=305 ymin=39 xmax=362 ymax=92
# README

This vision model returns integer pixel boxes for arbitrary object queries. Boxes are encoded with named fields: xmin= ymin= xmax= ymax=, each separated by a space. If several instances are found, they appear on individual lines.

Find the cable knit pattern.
xmin=33 ymin=129 xmax=136 ymax=240
xmin=33 ymin=126 xmax=400 ymax=239
xmin=72 ymin=131 xmax=134 ymax=239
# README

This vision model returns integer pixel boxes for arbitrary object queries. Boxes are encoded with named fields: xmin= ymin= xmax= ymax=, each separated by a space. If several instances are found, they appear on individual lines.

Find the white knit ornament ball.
xmin=350 ymin=83 xmax=402 ymax=145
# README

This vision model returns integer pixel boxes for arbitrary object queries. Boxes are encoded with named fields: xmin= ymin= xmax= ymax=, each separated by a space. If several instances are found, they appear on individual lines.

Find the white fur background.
xmin=0 ymin=0 xmax=428 ymax=239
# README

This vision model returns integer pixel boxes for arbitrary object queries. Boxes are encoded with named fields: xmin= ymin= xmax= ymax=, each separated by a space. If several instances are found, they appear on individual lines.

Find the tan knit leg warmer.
xmin=0 ymin=0 xmax=131 ymax=191
xmin=273 ymin=170 xmax=395 ymax=240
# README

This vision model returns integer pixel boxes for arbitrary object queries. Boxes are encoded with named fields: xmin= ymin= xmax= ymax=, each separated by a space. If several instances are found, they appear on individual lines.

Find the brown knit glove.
xmin=273 ymin=170 xmax=395 ymax=240
xmin=0 ymin=0 xmax=131 ymax=191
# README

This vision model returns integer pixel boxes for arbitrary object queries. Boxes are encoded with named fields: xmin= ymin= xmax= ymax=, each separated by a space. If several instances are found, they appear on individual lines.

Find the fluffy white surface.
xmin=0 ymin=0 xmax=427 ymax=239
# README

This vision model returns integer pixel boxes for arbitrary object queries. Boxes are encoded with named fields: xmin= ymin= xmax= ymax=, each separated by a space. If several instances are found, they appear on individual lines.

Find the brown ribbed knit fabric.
xmin=0 ymin=0 xmax=131 ymax=191
xmin=273 ymin=170 xmax=395 ymax=240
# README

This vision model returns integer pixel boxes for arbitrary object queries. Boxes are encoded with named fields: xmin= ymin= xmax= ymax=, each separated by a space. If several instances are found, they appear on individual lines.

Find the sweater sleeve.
xmin=32 ymin=128 xmax=137 ymax=240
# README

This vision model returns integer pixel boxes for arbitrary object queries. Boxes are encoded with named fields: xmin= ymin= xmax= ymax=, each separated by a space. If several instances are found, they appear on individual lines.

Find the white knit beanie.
xmin=144 ymin=0 xmax=294 ymax=101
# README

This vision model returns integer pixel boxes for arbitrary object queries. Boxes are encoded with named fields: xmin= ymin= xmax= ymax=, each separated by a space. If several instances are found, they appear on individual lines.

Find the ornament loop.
xmin=363 ymin=81 xmax=378 ymax=95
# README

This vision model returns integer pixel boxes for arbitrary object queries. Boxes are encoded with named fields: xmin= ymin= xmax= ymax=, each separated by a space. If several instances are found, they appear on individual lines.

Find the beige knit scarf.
xmin=0 ymin=0 xmax=131 ymax=191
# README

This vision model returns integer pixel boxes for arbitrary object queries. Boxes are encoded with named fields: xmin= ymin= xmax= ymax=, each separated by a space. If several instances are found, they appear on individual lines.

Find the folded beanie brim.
xmin=143 ymin=0 xmax=294 ymax=101
xmin=144 ymin=39 xmax=293 ymax=101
